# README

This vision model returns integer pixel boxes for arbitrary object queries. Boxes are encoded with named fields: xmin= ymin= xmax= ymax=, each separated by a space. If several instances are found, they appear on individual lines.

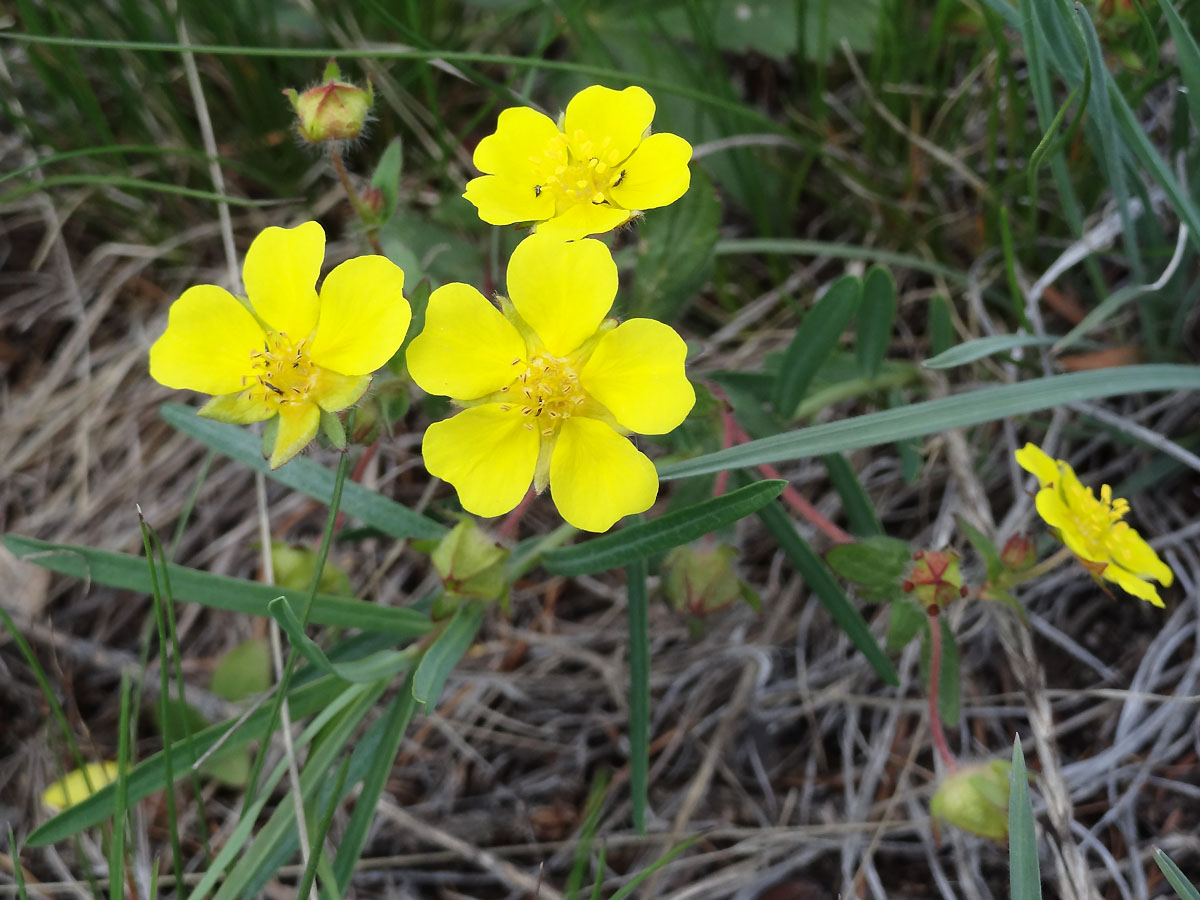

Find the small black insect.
xmin=534 ymin=184 xmax=542 ymax=197
xmin=612 ymin=169 xmax=626 ymax=187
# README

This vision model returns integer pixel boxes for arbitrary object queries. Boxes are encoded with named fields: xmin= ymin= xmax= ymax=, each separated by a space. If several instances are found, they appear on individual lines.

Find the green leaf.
xmin=160 ymin=402 xmax=446 ymax=541
xmin=1157 ymin=0 xmax=1200 ymax=130
xmin=3 ymin=535 xmax=431 ymax=638
xmin=920 ymin=617 xmax=960 ymax=726
xmin=268 ymin=597 xmax=416 ymax=683
xmin=923 ymin=335 xmax=1062 ymax=369
xmin=774 ymin=274 xmax=862 ymax=416
xmin=755 ymin=499 xmax=898 ymax=686
xmin=543 ymin=480 xmax=786 ymax=577
xmin=398 ymin=277 xmax=432 ymax=359
xmin=632 ymin=168 xmax=720 ymax=320
xmin=1008 ymin=736 xmax=1042 ymax=900
xmin=371 ymin=137 xmax=404 ymax=222
xmin=821 ymin=453 xmax=882 ymax=537
xmin=825 ymin=536 xmax=912 ymax=588
xmin=658 ymin=365 xmax=1200 ymax=480
xmin=714 ymin=238 xmax=969 ymax=284
xmin=1153 ymin=848 xmax=1200 ymax=900
xmin=412 ymin=600 xmax=485 ymax=709
xmin=27 ymin=674 xmax=353 ymax=846
xmin=210 ymin=638 xmax=272 ymax=702
xmin=929 ymin=296 xmax=954 ymax=357
xmin=958 ymin=518 xmax=1002 ymax=581
xmin=886 ymin=599 xmax=925 ymax=654
xmin=857 ymin=266 xmax=895 ymax=379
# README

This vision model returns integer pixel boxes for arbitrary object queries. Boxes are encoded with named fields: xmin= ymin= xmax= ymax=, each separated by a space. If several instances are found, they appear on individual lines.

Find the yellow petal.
xmin=1033 ymin=488 xmax=1074 ymax=537
xmin=199 ymin=391 xmax=275 ymax=424
xmin=269 ymin=403 xmax=320 ymax=468
xmin=609 ymin=132 xmax=692 ymax=211
xmin=422 ymin=405 xmax=539 ymax=517
xmin=534 ymin=202 xmax=633 ymax=241
xmin=506 ymin=234 xmax=616 ymax=356
xmin=407 ymin=283 xmax=527 ymax=399
xmin=580 ymin=318 xmax=694 ymax=434
xmin=310 ymin=255 xmax=409 ymax=375
xmin=1107 ymin=522 xmax=1174 ymax=587
xmin=473 ymin=106 xmax=565 ymax=176
xmin=463 ymin=174 xmax=555 ymax=226
xmin=149 ymin=284 xmax=264 ymax=395
xmin=1014 ymin=443 xmax=1059 ymax=487
xmin=313 ymin=370 xmax=371 ymax=412
xmin=563 ymin=85 xmax=654 ymax=166
xmin=42 ymin=762 xmax=120 ymax=811
xmin=1104 ymin=564 xmax=1165 ymax=607
xmin=549 ymin=416 xmax=658 ymax=532
xmin=242 ymin=221 xmax=324 ymax=339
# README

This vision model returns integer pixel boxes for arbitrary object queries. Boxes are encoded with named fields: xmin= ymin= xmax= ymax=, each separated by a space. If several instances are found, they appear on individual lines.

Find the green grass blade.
xmin=332 ymin=674 xmax=419 ymax=892
xmin=27 ymin=675 xmax=353 ymax=847
xmin=412 ymin=600 xmax=485 ymax=709
xmin=1154 ymin=848 xmax=1200 ymax=900
xmin=1009 ymin=735 xmax=1042 ymax=900
xmin=856 ymin=266 xmax=896 ymax=379
xmin=627 ymin=557 xmax=650 ymax=834
xmin=755 ymin=499 xmax=898 ymax=686
xmin=565 ymin=771 xmax=610 ymax=899
xmin=543 ymin=480 xmax=786 ymax=577
xmin=923 ymin=335 xmax=1062 ymax=369
xmin=3 ymin=535 xmax=431 ymax=638
xmin=774 ymin=274 xmax=862 ymax=415
xmin=1157 ymin=0 xmax=1200 ymax=128
xmin=160 ymin=403 xmax=445 ymax=541
xmin=109 ymin=674 xmax=132 ymax=900
xmin=606 ymin=835 xmax=702 ymax=900
xmin=0 ymin=174 xmax=277 ymax=208
xmin=295 ymin=755 xmax=349 ymax=900
xmin=714 ymin=238 xmax=968 ymax=283
xmin=659 ymin=365 xmax=1200 ymax=480
xmin=7 ymin=827 xmax=28 ymax=900
xmin=267 ymin=597 xmax=415 ymax=683
xmin=821 ymin=453 xmax=882 ymax=537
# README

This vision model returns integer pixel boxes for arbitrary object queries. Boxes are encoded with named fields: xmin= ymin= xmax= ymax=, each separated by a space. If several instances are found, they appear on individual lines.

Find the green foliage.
xmin=1008 ymin=736 xmax=1043 ymax=900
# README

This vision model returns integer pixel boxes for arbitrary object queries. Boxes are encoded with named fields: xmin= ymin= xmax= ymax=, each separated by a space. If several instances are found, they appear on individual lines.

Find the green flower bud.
xmin=663 ymin=545 xmax=757 ymax=617
xmin=271 ymin=541 xmax=352 ymax=597
xmin=283 ymin=59 xmax=374 ymax=143
xmin=431 ymin=520 xmax=509 ymax=608
xmin=1000 ymin=533 xmax=1037 ymax=572
xmin=930 ymin=760 xmax=1013 ymax=842
xmin=902 ymin=550 xmax=967 ymax=614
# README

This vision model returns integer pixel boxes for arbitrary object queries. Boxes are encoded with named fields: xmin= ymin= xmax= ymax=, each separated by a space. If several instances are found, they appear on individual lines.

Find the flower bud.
xmin=663 ymin=545 xmax=755 ymax=617
xmin=360 ymin=185 xmax=386 ymax=222
xmin=929 ymin=760 xmax=1012 ymax=842
xmin=902 ymin=550 xmax=967 ymax=614
xmin=431 ymin=520 xmax=509 ymax=607
xmin=283 ymin=59 xmax=373 ymax=143
xmin=999 ymin=533 xmax=1037 ymax=572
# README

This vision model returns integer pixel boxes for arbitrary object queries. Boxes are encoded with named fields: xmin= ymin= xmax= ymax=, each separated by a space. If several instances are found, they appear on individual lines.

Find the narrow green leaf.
xmin=332 ymin=676 xmax=418 ymax=891
xmin=412 ymin=601 xmax=485 ymax=709
xmin=821 ymin=453 xmax=882 ymax=537
xmin=27 ymin=675 xmax=352 ymax=847
xmin=659 ymin=365 xmax=1200 ymax=480
xmin=755 ymin=500 xmax=898 ymax=686
xmin=3 ymin=535 xmax=431 ymax=638
xmin=632 ymin=168 xmax=720 ymax=319
xmin=959 ymin=517 xmax=1002 ymax=580
xmin=1153 ymin=848 xmax=1200 ymax=900
xmin=627 ymin=557 xmax=650 ymax=835
xmin=1009 ymin=736 xmax=1042 ymax=900
xmin=857 ymin=266 xmax=896 ymax=378
xmin=1157 ymin=0 xmax=1200 ymax=129
xmin=267 ymin=597 xmax=415 ymax=683
xmin=566 ymin=771 xmax=611 ymax=899
xmin=920 ymin=618 xmax=960 ymax=726
xmin=295 ymin=754 xmax=349 ymax=900
xmin=607 ymin=835 xmax=702 ymax=900
xmin=370 ymin=137 xmax=404 ymax=222
xmin=929 ymin=296 xmax=954 ymax=357
xmin=923 ymin=335 xmax=1061 ymax=369
xmin=160 ymin=403 xmax=446 ymax=541
xmin=543 ymin=480 xmax=786 ymax=577
xmin=714 ymin=238 xmax=969 ymax=284
xmin=774 ymin=275 xmax=862 ymax=415
xmin=886 ymin=599 xmax=925 ymax=654
xmin=109 ymin=675 xmax=132 ymax=900
xmin=6 ymin=827 xmax=27 ymax=900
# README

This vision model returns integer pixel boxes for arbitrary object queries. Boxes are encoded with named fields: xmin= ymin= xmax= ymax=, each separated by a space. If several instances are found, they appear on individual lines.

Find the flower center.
xmin=246 ymin=332 xmax=318 ymax=407
xmin=534 ymin=132 xmax=627 ymax=212
xmin=499 ymin=353 xmax=586 ymax=436
xmin=1062 ymin=479 xmax=1130 ymax=556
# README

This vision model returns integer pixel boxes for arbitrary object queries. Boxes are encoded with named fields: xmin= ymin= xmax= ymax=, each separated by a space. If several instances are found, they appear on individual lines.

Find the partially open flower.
xmin=1015 ymin=443 xmax=1173 ymax=606
xmin=149 ymin=222 xmax=409 ymax=468
xmin=463 ymin=85 xmax=692 ymax=241
xmin=284 ymin=60 xmax=373 ymax=143
xmin=406 ymin=233 xmax=695 ymax=532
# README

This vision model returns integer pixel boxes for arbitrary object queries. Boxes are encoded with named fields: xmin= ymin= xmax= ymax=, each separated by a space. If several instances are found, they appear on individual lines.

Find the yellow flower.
xmin=42 ymin=761 xmax=120 ymax=811
xmin=407 ymin=233 xmax=695 ymax=532
xmin=1015 ymin=442 xmax=1173 ymax=606
xmin=463 ymin=85 xmax=692 ymax=241
xmin=149 ymin=222 xmax=409 ymax=468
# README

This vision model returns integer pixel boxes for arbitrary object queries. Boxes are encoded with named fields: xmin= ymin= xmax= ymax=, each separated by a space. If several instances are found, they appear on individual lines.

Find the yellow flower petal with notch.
xmin=407 ymin=236 xmax=694 ymax=532
xmin=148 ymin=221 xmax=409 ymax=468
xmin=1016 ymin=442 xmax=1173 ymax=606
xmin=463 ymin=84 xmax=692 ymax=241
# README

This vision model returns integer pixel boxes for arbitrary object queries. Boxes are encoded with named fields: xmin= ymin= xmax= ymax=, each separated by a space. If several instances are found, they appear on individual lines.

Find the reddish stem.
xmin=927 ymin=611 xmax=958 ymax=771
xmin=498 ymin=485 xmax=537 ymax=542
